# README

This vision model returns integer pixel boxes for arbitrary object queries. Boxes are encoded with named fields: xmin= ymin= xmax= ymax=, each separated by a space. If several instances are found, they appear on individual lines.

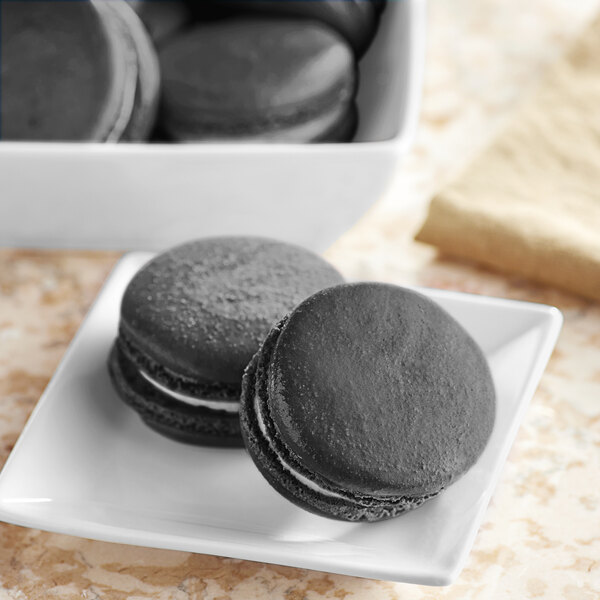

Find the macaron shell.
xmin=108 ymin=343 xmax=243 ymax=447
xmin=218 ymin=0 xmax=379 ymax=56
xmin=116 ymin=331 xmax=241 ymax=400
xmin=268 ymin=283 xmax=496 ymax=497
xmin=320 ymin=102 xmax=359 ymax=143
xmin=1 ymin=1 xmax=126 ymax=141
xmin=120 ymin=237 xmax=344 ymax=385
xmin=103 ymin=1 xmax=161 ymax=141
xmin=243 ymin=415 xmax=430 ymax=521
xmin=158 ymin=18 xmax=356 ymax=142
xmin=166 ymin=100 xmax=358 ymax=143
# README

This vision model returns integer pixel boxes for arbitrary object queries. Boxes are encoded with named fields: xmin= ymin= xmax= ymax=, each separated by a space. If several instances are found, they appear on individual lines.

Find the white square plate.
xmin=0 ymin=253 xmax=562 ymax=585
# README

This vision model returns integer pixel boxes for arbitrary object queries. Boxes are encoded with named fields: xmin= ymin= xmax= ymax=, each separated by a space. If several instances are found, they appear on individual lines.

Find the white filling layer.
xmin=254 ymin=391 xmax=347 ymax=500
xmin=140 ymin=370 xmax=239 ymax=413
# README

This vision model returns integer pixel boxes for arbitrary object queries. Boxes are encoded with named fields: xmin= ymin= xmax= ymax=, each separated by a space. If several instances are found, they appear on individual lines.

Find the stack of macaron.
xmin=108 ymin=236 xmax=496 ymax=522
xmin=157 ymin=18 xmax=359 ymax=142
xmin=156 ymin=0 xmax=385 ymax=142
xmin=1 ymin=0 xmax=383 ymax=142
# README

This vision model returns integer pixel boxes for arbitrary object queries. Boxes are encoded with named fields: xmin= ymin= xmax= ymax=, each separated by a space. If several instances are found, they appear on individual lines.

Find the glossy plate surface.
xmin=0 ymin=253 xmax=562 ymax=585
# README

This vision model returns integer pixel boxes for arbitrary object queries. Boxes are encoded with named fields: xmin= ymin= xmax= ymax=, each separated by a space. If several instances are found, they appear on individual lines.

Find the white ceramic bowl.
xmin=0 ymin=0 xmax=426 ymax=251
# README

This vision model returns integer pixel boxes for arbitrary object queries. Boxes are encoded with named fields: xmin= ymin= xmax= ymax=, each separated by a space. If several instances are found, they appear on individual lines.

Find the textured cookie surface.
xmin=120 ymin=237 xmax=344 ymax=384
xmin=158 ymin=18 xmax=356 ymax=141
xmin=265 ymin=283 xmax=496 ymax=499
xmin=240 ymin=322 xmax=436 ymax=521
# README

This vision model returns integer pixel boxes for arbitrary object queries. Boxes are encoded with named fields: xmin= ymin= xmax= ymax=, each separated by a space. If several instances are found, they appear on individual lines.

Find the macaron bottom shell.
xmin=164 ymin=102 xmax=358 ymax=144
xmin=108 ymin=343 xmax=243 ymax=447
xmin=240 ymin=323 xmax=437 ymax=522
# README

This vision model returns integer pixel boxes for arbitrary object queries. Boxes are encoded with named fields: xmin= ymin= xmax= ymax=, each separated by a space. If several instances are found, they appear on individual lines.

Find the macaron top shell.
xmin=120 ymin=237 xmax=344 ymax=385
xmin=267 ymin=283 xmax=496 ymax=497
xmin=1 ymin=1 xmax=122 ymax=141
xmin=159 ymin=18 xmax=355 ymax=123
xmin=227 ymin=0 xmax=378 ymax=56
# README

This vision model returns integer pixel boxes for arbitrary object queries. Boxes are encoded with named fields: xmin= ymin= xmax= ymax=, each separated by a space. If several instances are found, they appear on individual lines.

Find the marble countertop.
xmin=1 ymin=0 xmax=599 ymax=597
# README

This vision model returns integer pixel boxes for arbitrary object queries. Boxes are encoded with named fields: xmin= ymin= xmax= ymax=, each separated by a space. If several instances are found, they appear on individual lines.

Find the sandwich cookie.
xmin=108 ymin=237 xmax=344 ymax=446
xmin=1 ymin=0 xmax=159 ymax=141
xmin=1 ymin=0 xmax=126 ymax=140
xmin=241 ymin=283 xmax=496 ymax=521
xmin=218 ymin=0 xmax=381 ymax=57
xmin=158 ymin=18 xmax=358 ymax=142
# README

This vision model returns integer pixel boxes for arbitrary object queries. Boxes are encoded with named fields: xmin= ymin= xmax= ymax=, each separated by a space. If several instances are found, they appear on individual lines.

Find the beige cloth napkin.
xmin=416 ymin=17 xmax=600 ymax=302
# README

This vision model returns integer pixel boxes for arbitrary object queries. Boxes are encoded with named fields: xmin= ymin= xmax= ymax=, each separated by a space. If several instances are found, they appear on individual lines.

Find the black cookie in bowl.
xmin=157 ymin=17 xmax=358 ymax=142
xmin=216 ymin=0 xmax=382 ymax=57
xmin=241 ymin=283 xmax=496 ymax=521
xmin=1 ymin=0 xmax=159 ymax=142
xmin=108 ymin=237 xmax=344 ymax=446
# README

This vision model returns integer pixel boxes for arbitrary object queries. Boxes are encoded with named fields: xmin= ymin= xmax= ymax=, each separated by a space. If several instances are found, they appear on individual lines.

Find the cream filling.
xmin=140 ymin=370 xmax=239 ymax=413
xmin=254 ymin=391 xmax=347 ymax=500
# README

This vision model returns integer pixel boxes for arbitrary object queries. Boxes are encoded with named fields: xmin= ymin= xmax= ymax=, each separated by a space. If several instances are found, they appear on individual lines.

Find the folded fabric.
xmin=416 ymin=16 xmax=600 ymax=302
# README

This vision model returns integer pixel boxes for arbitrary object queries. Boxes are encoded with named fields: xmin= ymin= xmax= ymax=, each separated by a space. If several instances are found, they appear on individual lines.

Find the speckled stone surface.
xmin=1 ymin=0 xmax=600 ymax=597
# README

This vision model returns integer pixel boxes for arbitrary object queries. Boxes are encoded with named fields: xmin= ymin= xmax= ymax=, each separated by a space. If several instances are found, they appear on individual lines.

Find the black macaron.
xmin=1 ymin=0 xmax=159 ymax=142
xmin=100 ymin=0 xmax=161 ymax=142
xmin=240 ymin=283 xmax=496 ymax=521
xmin=1 ymin=1 xmax=124 ymax=141
xmin=108 ymin=237 xmax=344 ymax=446
xmin=219 ymin=0 xmax=381 ymax=57
xmin=157 ymin=17 xmax=357 ymax=142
